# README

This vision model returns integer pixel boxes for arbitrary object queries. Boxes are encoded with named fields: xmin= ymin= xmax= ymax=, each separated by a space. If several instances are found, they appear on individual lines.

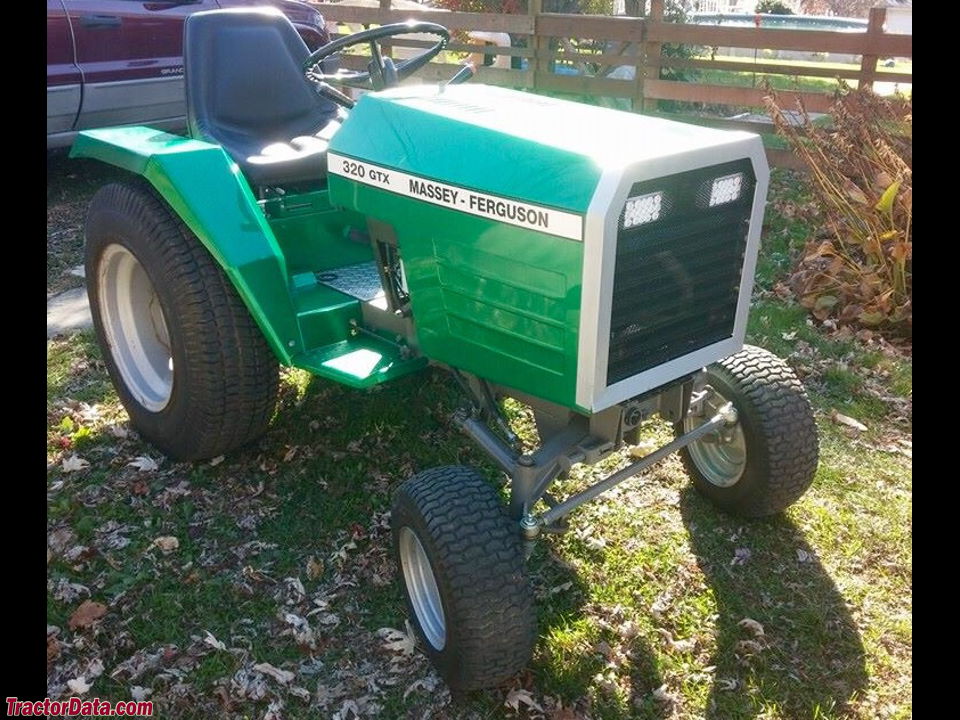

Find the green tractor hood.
xmin=327 ymin=84 xmax=768 ymax=412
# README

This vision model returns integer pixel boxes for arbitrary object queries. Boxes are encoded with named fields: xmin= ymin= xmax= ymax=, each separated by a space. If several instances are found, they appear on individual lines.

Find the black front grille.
xmin=606 ymin=160 xmax=755 ymax=387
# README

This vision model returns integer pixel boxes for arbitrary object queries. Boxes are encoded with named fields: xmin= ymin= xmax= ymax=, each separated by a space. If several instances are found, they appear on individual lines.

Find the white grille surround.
xmin=575 ymin=134 xmax=769 ymax=413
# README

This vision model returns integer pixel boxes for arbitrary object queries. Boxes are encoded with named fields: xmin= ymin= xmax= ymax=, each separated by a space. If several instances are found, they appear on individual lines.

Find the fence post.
xmin=859 ymin=6 xmax=885 ymax=92
xmin=627 ymin=1 xmax=646 ymax=112
xmin=529 ymin=0 xmax=544 ymax=93
xmin=640 ymin=0 xmax=664 ymax=113
xmin=379 ymin=0 xmax=393 ymax=58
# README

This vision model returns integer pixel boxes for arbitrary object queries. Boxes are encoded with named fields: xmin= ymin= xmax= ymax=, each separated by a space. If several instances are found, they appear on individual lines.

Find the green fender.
xmin=71 ymin=126 xmax=300 ymax=364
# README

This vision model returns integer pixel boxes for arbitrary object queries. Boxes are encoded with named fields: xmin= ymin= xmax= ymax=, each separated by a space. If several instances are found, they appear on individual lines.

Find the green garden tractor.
xmin=72 ymin=8 xmax=819 ymax=691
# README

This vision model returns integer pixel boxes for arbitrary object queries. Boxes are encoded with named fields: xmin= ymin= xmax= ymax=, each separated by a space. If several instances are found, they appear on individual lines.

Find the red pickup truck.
xmin=47 ymin=0 xmax=330 ymax=149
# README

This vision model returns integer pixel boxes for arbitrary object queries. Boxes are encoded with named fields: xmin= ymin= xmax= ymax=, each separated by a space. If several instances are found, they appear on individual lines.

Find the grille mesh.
xmin=606 ymin=160 xmax=755 ymax=387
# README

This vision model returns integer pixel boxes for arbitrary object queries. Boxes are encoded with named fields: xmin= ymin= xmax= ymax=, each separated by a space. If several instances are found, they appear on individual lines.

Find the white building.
xmin=611 ymin=0 xmax=804 ymax=14
xmin=879 ymin=0 xmax=912 ymax=34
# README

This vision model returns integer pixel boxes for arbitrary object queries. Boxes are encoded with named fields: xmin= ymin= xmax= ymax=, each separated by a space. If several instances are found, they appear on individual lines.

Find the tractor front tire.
xmin=678 ymin=345 xmax=819 ymax=517
xmin=84 ymin=179 xmax=278 ymax=461
xmin=391 ymin=466 xmax=536 ymax=691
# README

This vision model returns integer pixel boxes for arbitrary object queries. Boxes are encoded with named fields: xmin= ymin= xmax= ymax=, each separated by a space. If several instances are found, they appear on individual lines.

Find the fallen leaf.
xmin=629 ymin=439 xmax=658 ymax=458
xmin=585 ymin=536 xmax=607 ymax=551
xmin=738 ymin=617 xmax=765 ymax=637
xmin=289 ymin=686 xmax=311 ymax=701
xmin=128 ymin=456 xmax=159 ymax=472
xmin=87 ymin=659 xmax=105 ymax=679
xmin=110 ymin=646 xmax=169 ymax=681
xmin=202 ymin=630 xmax=226 ymax=652
xmin=253 ymin=662 xmax=295 ymax=685
xmin=152 ymin=536 xmax=179 ymax=554
xmin=842 ymin=179 xmax=869 ymax=205
xmin=68 ymin=600 xmax=108 ymax=630
xmin=650 ymin=592 xmax=672 ymax=620
xmin=67 ymin=677 xmax=92 ymax=695
xmin=651 ymin=684 xmax=678 ymax=706
xmin=780 ymin=331 xmax=797 ymax=341
xmin=731 ymin=547 xmax=752 ymax=566
xmin=107 ymin=424 xmax=129 ymax=439
xmin=618 ymin=619 xmax=640 ymax=640
xmin=47 ymin=634 xmax=61 ymax=668
xmin=335 ymin=699 xmax=360 ymax=719
xmin=505 ymin=687 xmax=544 ymax=713
xmin=306 ymin=555 xmax=324 ymax=580
xmin=736 ymin=639 xmax=764 ymax=656
xmin=61 ymin=455 xmax=89 ymax=473
xmin=717 ymin=677 xmax=739 ymax=691
xmin=264 ymin=699 xmax=284 ymax=720
xmin=209 ymin=455 xmax=225 ymax=466
xmin=403 ymin=675 xmax=439 ymax=701
xmin=831 ymin=410 xmax=868 ymax=432
xmin=377 ymin=623 xmax=416 ymax=657
xmin=796 ymin=549 xmax=812 ymax=563
xmin=875 ymin=180 xmax=901 ymax=215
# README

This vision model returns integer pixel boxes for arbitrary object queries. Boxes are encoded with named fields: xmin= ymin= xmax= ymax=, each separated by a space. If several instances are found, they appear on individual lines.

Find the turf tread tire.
xmin=392 ymin=466 xmax=536 ymax=691
xmin=679 ymin=345 xmax=819 ymax=517
xmin=85 ymin=179 xmax=278 ymax=461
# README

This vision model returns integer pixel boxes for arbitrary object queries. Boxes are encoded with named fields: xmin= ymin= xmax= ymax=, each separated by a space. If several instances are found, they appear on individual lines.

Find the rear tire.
xmin=85 ymin=179 xmax=278 ymax=461
xmin=678 ymin=345 xmax=819 ymax=517
xmin=391 ymin=466 xmax=536 ymax=691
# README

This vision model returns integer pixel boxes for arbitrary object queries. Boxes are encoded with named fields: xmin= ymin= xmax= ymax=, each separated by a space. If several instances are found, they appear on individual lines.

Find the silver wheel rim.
xmin=684 ymin=388 xmax=747 ymax=488
xmin=97 ymin=244 xmax=174 ymax=412
xmin=398 ymin=526 xmax=446 ymax=650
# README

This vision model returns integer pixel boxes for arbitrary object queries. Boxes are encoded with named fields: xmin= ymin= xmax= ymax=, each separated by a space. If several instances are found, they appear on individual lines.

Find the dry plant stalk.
xmin=764 ymin=83 xmax=911 ymax=335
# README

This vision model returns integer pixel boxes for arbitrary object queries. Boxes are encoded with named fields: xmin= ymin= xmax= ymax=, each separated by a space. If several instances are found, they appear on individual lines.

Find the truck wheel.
xmin=391 ymin=466 xmax=536 ymax=691
xmin=678 ymin=345 xmax=818 ymax=517
xmin=84 ymin=180 xmax=278 ymax=461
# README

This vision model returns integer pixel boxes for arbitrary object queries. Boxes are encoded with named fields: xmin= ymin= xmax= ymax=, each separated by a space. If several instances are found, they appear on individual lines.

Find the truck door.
xmin=47 ymin=0 xmax=81 ymax=138
xmin=65 ymin=0 xmax=219 ymax=131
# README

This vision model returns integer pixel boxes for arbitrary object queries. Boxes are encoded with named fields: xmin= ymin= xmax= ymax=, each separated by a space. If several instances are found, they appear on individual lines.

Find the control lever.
xmin=441 ymin=62 xmax=476 ymax=90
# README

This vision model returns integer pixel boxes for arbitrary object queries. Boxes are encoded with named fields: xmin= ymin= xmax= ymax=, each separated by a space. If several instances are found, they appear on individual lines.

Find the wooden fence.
xmin=310 ymin=0 xmax=912 ymax=168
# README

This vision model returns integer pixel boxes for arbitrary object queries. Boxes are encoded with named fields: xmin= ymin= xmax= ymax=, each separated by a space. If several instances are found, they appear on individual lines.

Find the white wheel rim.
xmin=684 ymin=387 xmax=747 ymax=488
xmin=398 ymin=526 xmax=446 ymax=650
xmin=97 ymin=244 xmax=174 ymax=412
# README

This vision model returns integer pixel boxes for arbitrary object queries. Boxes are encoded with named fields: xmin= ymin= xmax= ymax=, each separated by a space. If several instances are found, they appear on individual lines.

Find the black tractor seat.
xmin=184 ymin=8 xmax=341 ymax=187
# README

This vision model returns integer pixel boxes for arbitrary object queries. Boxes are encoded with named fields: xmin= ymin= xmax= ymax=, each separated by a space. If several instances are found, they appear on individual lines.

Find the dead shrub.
xmin=764 ymin=84 xmax=911 ymax=336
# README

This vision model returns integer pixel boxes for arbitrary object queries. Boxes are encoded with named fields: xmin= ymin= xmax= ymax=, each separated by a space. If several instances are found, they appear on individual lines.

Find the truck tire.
xmin=391 ymin=466 xmax=536 ymax=691
xmin=84 ymin=179 xmax=278 ymax=461
xmin=678 ymin=345 xmax=819 ymax=517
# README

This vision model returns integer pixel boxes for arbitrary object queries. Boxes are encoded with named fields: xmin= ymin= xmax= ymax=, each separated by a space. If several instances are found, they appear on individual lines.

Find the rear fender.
xmin=71 ymin=126 xmax=300 ymax=364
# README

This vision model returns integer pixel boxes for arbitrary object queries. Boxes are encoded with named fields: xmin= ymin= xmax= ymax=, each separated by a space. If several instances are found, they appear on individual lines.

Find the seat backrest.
xmin=184 ymin=8 xmax=337 ymax=150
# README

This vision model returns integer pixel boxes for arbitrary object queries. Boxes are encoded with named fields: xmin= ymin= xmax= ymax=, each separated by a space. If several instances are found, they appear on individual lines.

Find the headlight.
xmin=708 ymin=172 xmax=744 ymax=207
xmin=623 ymin=191 xmax=663 ymax=228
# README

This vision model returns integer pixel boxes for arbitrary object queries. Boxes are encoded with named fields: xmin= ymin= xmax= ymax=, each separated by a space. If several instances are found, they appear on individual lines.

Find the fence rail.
xmin=310 ymin=0 xmax=912 ymax=168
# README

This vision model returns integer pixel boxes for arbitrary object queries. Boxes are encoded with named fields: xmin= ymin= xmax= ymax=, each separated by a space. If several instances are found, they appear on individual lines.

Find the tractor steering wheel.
xmin=304 ymin=22 xmax=450 ymax=108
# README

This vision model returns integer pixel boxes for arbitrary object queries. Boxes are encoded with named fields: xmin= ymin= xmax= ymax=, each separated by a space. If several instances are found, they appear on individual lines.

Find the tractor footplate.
xmin=315 ymin=261 xmax=386 ymax=306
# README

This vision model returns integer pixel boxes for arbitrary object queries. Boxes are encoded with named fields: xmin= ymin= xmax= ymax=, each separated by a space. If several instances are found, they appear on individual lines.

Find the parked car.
xmin=47 ymin=0 xmax=330 ymax=149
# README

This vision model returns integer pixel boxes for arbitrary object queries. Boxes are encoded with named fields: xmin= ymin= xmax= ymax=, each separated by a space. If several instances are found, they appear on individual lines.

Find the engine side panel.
xmin=334 ymin=171 xmax=583 ymax=407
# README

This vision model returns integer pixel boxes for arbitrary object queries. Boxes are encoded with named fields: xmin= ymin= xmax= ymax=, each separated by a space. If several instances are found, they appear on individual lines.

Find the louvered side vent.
xmin=606 ymin=160 xmax=755 ymax=387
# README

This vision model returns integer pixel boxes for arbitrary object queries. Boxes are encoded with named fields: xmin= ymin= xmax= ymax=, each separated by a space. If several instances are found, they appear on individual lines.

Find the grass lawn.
xmin=697 ymin=54 xmax=912 ymax=96
xmin=46 ymin=156 xmax=911 ymax=719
